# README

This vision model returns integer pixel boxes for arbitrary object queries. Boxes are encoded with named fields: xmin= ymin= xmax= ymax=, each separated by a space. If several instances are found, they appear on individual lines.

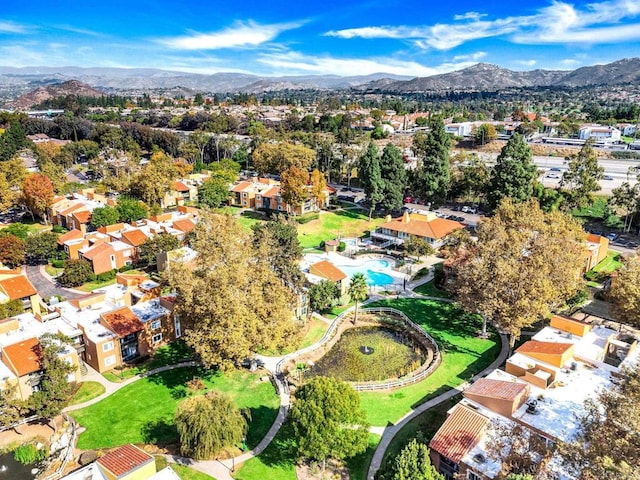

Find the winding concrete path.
xmin=24 ymin=264 xmax=87 ymax=301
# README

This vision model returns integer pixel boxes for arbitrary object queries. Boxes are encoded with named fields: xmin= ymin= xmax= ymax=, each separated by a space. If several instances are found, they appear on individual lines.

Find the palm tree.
xmin=348 ymin=273 xmax=368 ymax=325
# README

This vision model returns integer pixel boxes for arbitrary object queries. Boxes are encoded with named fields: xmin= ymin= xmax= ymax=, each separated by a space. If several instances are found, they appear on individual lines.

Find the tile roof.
xmin=121 ymin=229 xmax=149 ymax=247
xmin=59 ymin=203 xmax=85 ymax=217
xmin=516 ymin=340 xmax=573 ymax=356
xmin=72 ymin=210 xmax=92 ymax=224
xmin=101 ymin=307 xmax=144 ymax=338
xmin=173 ymin=181 xmax=190 ymax=192
xmin=82 ymin=242 xmax=114 ymax=260
xmin=380 ymin=213 xmax=464 ymax=240
xmin=57 ymin=228 xmax=84 ymax=245
xmin=310 ymin=260 xmax=347 ymax=282
xmin=2 ymin=337 xmax=41 ymax=376
xmin=172 ymin=218 xmax=195 ymax=233
xmin=586 ymin=233 xmax=607 ymax=245
xmin=429 ymin=404 xmax=490 ymax=464
xmin=262 ymin=186 xmax=280 ymax=198
xmin=231 ymin=181 xmax=252 ymax=193
xmin=465 ymin=378 xmax=528 ymax=402
xmin=96 ymin=444 xmax=153 ymax=477
xmin=0 ymin=275 xmax=37 ymax=300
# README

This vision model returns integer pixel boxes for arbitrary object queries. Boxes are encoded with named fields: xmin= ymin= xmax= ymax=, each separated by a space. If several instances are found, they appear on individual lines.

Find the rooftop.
xmin=101 ymin=307 xmax=144 ymax=338
xmin=2 ymin=337 xmax=41 ymax=376
xmin=96 ymin=444 xmax=154 ymax=477
xmin=309 ymin=260 xmax=347 ymax=282
xmin=465 ymin=378 xmax=529 ymax=402
xmin=429 ymin=403 xmax=490 ymax=464
xmin=131 ymin=299 xmax=169 ymax=323
xmin=0 ymin=275 xmax=37 ymax=300
xmin=379 ymin=212 xmax=465 ymax=240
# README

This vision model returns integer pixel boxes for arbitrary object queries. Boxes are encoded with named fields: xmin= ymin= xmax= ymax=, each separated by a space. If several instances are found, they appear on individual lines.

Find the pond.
xmin=307 ymin=327 xmax=427 ymax=382
xmin=0 ymin=452 xmax=38 ymax=480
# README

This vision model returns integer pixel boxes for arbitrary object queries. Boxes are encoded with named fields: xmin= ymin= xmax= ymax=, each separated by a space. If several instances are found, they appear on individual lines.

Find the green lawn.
xmin=585 ymin=250 xmax=624 ymax=283
xmin=359 ymin=298 xmax=500 ymax=426
xmin=233 ymin=422 xmax=297 ymax=480
xmin=345 ymin=434 xmax=381 ymax=480
xmin=68 ymin=381 xmax=106 ymax=406
xmin=297 ymin=210 xmax=384 ymax=249
xmin=45 ymin=264 xmax=64 ymax=278
xmin=572 ymin=196 xmax=608 ymax=220
xmin=156 ymin=457 xmax=217 ymax=479
xmin=299 ymin=318 xmax=330 ymax=349
xmin=413 ymin=280 xmax=453 ymax=299
xmin=73 ymin=367 xmax=279 ymax=451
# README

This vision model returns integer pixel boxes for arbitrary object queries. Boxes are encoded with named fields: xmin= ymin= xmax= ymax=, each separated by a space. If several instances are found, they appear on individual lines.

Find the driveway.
xmin=25 ymin=264 xmax=87 ymax=302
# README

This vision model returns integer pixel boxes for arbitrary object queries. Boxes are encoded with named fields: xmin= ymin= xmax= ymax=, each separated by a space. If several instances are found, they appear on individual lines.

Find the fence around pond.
xmin=278 ymin=306 xmax=441 ymax=392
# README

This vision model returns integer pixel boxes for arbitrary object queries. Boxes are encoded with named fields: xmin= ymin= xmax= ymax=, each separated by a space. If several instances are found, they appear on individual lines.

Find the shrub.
xmin=51 ymin=259 xmax=65 ymax=268
xmin=319 ymin=240 xmax=325 ymax=249
xmin=187 ymin=377 xmax=206 ymax=392
xmin=118 ymin=264 xmax=134 ymax=273
xmin=96 ymin=269 xmax=117 ymax=282
xmin=51 ymin=225 xmax=68 ymax=234
xmin=13 ymin=443 xmax=48 ymax=465
xmin=567 ymin=289 xmax=589 ymax=310
xmin=337 ymin=241 xmax=346 ymax=252
xmin=296 ymin=212 xmax=319 ymax=224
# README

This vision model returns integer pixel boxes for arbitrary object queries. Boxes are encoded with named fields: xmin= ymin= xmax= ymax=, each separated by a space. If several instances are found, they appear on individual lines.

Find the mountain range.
xmin=1 ymin=58 xmax=639 ymax=106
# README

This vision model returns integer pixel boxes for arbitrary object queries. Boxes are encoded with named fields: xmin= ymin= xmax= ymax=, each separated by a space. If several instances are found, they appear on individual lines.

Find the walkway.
xmin=366 ymin=332 xmax=510 ymax=479
xmin=24 ymin=264 xmax=87 ymax=301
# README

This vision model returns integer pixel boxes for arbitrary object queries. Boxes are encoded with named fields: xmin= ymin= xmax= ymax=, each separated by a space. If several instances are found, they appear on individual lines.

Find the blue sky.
xmin=2 ymin=0 xmax=640 ymax=76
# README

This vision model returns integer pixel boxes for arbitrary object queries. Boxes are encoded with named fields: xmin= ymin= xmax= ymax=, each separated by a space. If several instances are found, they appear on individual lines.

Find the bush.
xmin=433 ymin=262 xmax=445 ymax=288
xmin=118 ymin=264 xmax=134 ymax=273
xmin=567 ymin=289 xmax=589 ymax=309
xmin=319 ymin=240 xmax=325 ymax=249
xmin=337 ymin=241 xmax=346 ymax=252
xmin=611 ymin=150 xmax=640 ymax=160
xmin=296 ymin=212 xmax=320 ymax=224
xmin=51 ymin=259 xmax=65 ymax=268
xmin=13 ymin=443 xmax=48 ymax=465
xmin=51 ymin=225 xmax=68 ymax=234
xmin=95 ymin=269 xmax=117 ymax=282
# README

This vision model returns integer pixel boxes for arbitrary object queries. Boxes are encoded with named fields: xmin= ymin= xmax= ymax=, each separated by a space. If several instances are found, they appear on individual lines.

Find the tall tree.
xmin=198 ymin=177 xmax=231 ymax=208
xmin=165 ymin=212 xmax=296 ymax=370
xmin=348 ymin=272 xmax=368 ymax=325
xmin=116 ymin=197 xmax=148 ymax=223
xmin=609 ymin=181 xmax=640 ymax=233
xmin=308 ymin=280 xmax=340 ymax=313
xmin=560 ymin=140 xmax=604 ymax=209
xmin=280 ymin=165 xmax=309 ymax=215
xmin=359 ymin=142 xmax=384 ymax=220
xmin=58 ymin=259 xmax=95 ymax=287
xmin=175 ymin=392 xmax=247 ymax=460
xmin=90 ymin=205 xmax=120 ymax=229
xmin=309 ymin=168 xmax=327 ymax=209
xmin=131 ymin=150 xmax=177 ymax=206
xmin=252 ymin=142 xmax=314 ymax=175
xmin=487 ymin=133 xmax=537 ymax=210
xmin=451 ymin=198 xmax=584 ymax=346
xmin=387 ymin=439 xmax=443 ymax=480
xmin=560 ymin=366 xmax=640 ymax=479
xmin=290 ymin=377 xmax=369 ymax=470
xmin=25 ymin=232 xmax=59 ymax=264
xmin=0 ymin=234 xmax=25 ymax=268
xmin=379 ymin=143 xmax=406 ymax=211
xmin=473 ymin=123 xmax=498 ymax=145
xmin=21 ymin=173 xmax=55 ymax=224
xmin=608 ymin=254 xmax=640 ymax=327
xmin=412 ymin=117 xmax=451 ymax=206
xmin=0 ymin=172 xmax=15 ymax=212
xmin=139 ymin=233 xmax=181 ymax=266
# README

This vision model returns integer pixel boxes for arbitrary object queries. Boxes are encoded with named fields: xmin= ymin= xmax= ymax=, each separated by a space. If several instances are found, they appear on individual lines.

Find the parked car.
xmin=606 ymin=233 xmax=619 ymax=241
xmin=549 ymin=167 xmax=562 ymax=172
xmin=546 ymin=173 xmax=561 ymax=179
xmin=603 ymin=175 xmax=614 ymax=181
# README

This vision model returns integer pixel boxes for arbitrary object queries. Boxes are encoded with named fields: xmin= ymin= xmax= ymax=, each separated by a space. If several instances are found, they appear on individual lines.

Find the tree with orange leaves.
xmin=21 ymin=173 xmax=54 ymax=224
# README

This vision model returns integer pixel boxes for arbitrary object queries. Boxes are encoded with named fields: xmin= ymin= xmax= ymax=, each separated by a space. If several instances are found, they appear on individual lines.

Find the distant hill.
xmin=8 ymin=80 xmax=104 ymax=109
xmin=368 ymin=58 xmax=640 ymax=92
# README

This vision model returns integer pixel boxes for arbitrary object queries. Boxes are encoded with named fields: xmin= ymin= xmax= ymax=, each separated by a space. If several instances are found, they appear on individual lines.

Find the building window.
xmin=152 ymin=333 xmax=163 ymax=344
xmin=104 ymin=355 xmax=116 ymax=367
xmin=467 ymin=472 xmax=481 ymax=480
xmin=151 ymin=319 xmax=162 ymax=330
xmin=102 ymin=341 xmax=114 ymax=352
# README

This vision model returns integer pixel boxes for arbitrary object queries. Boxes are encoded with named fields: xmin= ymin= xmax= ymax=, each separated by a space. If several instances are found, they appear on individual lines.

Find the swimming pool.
xmin=335 ymin=259 xmax=394 ymax=286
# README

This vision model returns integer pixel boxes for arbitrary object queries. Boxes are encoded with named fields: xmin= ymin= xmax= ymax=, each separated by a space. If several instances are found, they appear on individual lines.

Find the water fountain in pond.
xmin=359 ymin=345 xmax=374 ymax=355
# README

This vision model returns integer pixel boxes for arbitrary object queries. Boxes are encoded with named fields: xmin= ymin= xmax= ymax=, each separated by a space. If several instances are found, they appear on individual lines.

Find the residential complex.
xmin=371 ymin=211 xmax=465 ymax=248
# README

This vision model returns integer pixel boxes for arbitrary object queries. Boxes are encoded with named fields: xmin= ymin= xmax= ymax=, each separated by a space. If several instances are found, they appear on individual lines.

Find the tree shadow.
xmin=142 ymin=418 xmax=178 ymax=446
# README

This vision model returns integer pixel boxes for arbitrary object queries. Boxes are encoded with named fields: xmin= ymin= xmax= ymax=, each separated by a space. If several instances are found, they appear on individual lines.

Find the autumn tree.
xmin=379 ymin=143 xmax=407 ymax=211
xmin=165 ymin=212 xmax=296 ymax=370
xmin=25 ymin=232 xmax=60 ymax=264
xmin=310 ymin=169 xmax=327 ymax=209
xmin=560 ymin=365 xmax=640 ymax=479
xmin=252 ymin=141 xmax=314 ymax=175
xmin=386 ymin=439 xmax=443 ymax=480
xmin=560 ymin=140 xmax=604 ymax=209
xmin=90 ymin=205 xmax=120 ymax=229
xmin=348 ymin=272 xmax=368 ymax=325
xmin=139 ymin=233 xmax=181 ymax=266
xmin=0 ymin=155 xmax=28 ymax=189
xmin=608 ymin=255 xmax=640 ymax=327
xmin=175 ymin=392 xmax=247 ymax=460
xmin=290 ymin=377 xmax=369 ymax=470
xmin=0 ymin=172 xmax=15 ymax=212
xmin=411 ymin=116 xmax=451 ymax=206
xmin=451 ymin=154 xmax=490 ymax=204
xmin=0 ymin=234 xmax=26 ymax=268
xmin=487 ymin=134 xmax=537 ymax=210
xmin=21 ymin=173 xmax=55 ymax=224
xmin=359 ymin=142 xmax=384 ymax=220
xmin=280 ymin=165 xmax=309 ymax=215
xmin=131 ymin=150 xmax=177 ymax=207
xmin=451 ymin=198 xmax=584 ymax=346
xmin=473 ymin=123 xmax=498 ymax=145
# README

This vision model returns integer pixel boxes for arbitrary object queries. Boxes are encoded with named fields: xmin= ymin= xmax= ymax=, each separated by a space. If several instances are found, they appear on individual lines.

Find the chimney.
xmin=385 ymin=214 xmax=392 ymax=223
xmin=402 ymin=211 xmax=410 ymax=223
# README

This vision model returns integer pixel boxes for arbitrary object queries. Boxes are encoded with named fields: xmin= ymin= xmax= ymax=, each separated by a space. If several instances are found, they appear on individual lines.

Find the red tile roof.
xmin=429 ymin=404 xmax=490 ymax=463
xmin=465 ymin=378 xmax=528 ymax=402
xmin=2 ymin=337 xmax=41 ymax=376
xmin=516 ymin=341 xmax=573 ymax=356
xmin=82 ymin=242 xmax=114 ymax=260
xmin=173 ymin=181 xmax=190 ymax=192
xmin=262 ymin=186 xmax=280 ymax=198
xmin=57 ymin=228 xmax=84 ymax=246
xmin=96 ymin=444 xmax=153 ymax=477
xmin=172 ymin=218 xmax=195 ymax=233
xmin=59 ymin=203 xmax=85 ymax=217
xmin=0 ymin=275 xmax=37 ymax=300
xmin=231 ymin=181 xmax=252 ymax=193
xmin=101 ymin=307 xmax=144 ymax=338
xmin=121 ymin=229 xmax=149 ymax=247
xmin=380 ymin=213 xmax=464 ymax=240
xmin=72 ymin=210 xmax=92 ymax=224
xmin=310 ymin=260 xmax=347 ymax=282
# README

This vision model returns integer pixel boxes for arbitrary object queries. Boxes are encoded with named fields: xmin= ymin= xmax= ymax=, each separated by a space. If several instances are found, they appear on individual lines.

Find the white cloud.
xmin=452 ymin=51 xmax=487 ymax=62
xmin=514 ymin=59 xmax=537 ymax=67
xmin=158 ymin=20 xmax=301 ymax=50
xmin=0 ymin=21 xmax=28 ymax=34
xmin=324 ymin=0 xmax=640 ymax=50
xmin=257 ymin=51 xmax=477 ymax=77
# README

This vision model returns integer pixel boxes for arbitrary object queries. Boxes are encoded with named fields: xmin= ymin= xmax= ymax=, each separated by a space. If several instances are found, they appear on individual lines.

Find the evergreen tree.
xmin=388 ymin=440 xmax=443 ymax=480
xmin=487 ymin=133 xmax=537 ymax=210
xmin=412 ymin=117 xmax=451 ymax=206
xmin=560 ymin=140 xmax=604 ymax=209
xmin=379 ymin=143 xmax=406 ymax=211
xmin=359 ymin=142 xmax=384 ymax=219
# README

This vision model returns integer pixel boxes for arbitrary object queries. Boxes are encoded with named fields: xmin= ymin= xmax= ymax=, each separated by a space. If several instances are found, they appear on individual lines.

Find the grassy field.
xmin=233 ymin=422 xmax=297 ymax=480
xmin=413 ymin=279 xmax=453 ymax=299
xmin=299 ymin=317 xmax=330 ymax=349
xmin=73 ymin=367 xmax=279 ymax=451
xmin=359 ymin=298 xmax=500 ymax=426
xmin=297 ymin=210 xmax=385 ymax=249
xmin=68 ymin=381 xmax=106 ymax=406
xmin=585 ymin=250 xmax=624 ymax=284
xmin=345 ymin=434 xmax=381 ymax=480
xmin=156 ymin=457 xmax=217 ymax=479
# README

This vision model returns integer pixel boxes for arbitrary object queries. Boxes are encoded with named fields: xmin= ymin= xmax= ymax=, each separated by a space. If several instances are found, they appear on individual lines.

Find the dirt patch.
xmin=296 ymin=459 xmax=350 ymax=480
xmin=0 ymin=417 xmax=62 ymax=451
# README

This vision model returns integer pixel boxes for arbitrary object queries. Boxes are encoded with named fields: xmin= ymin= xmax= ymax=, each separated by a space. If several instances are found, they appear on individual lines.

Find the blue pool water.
xmin=336 ymin=260 xmax=394 ymax=286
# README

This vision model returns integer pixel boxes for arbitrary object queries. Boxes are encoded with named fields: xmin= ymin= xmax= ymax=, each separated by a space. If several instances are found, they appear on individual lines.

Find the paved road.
xmin=24 ymin=264 xmax=86 ymax=302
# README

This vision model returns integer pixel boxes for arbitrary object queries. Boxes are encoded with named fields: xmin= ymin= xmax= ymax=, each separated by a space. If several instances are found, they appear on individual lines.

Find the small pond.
xmin=307 ymin=327 xmax=427 ymax=382
xmin=0 ymin=451 xmax=38 ymax=480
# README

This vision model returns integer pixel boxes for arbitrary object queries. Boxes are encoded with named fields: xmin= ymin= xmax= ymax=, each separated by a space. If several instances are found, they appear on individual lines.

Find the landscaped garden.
xmin=584 ymin=250 xmax=624 ymax=286
xmin=68 ymin=381 xmax=105 ymax=406
xmin=72 ymin=366 xmax=279 ymax=452
xmin=297 ymin=209 xmax=385 ymax=249
xmin=413 ymin=279 xmax=453 ymax=299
